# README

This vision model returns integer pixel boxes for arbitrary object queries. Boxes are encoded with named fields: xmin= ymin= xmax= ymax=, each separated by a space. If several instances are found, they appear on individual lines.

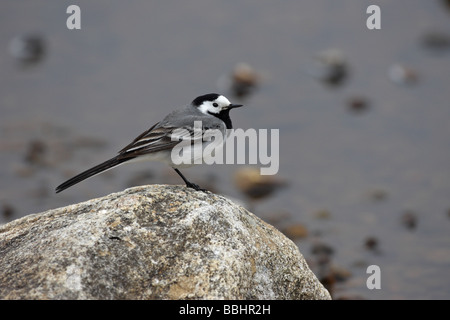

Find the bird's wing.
xmin=118 ymin=122 xmax=218 ymax=156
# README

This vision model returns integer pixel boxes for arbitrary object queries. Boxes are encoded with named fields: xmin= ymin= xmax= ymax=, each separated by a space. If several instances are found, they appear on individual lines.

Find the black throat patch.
xmin=208 ymin=109 xmax=232 ymax=129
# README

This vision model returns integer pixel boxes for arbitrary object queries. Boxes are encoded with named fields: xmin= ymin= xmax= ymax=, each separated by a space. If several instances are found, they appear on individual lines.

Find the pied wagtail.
xmin=55 ymin=93 xmax=243 ymax=193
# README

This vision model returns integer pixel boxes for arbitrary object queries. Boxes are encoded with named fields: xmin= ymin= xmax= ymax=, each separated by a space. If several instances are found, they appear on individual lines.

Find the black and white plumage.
xmin=55 ymin=93 xmax=243 ymax=193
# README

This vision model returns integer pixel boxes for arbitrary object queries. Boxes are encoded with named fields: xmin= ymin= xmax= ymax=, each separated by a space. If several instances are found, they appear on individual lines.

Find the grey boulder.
xmin=0 ymin=185 xmax=330 ymax=300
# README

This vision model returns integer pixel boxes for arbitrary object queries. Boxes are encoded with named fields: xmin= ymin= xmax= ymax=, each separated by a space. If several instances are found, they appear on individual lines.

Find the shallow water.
xmin=1 ymin=1 xmax=450 ymax=299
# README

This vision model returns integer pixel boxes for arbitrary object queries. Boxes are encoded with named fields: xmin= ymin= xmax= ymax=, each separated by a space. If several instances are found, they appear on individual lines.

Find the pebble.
xmin=310 ymin=48 xmax=349 ymax=87
xmin=401 ymin=210 xmax=418 ymax=230
xmin=24 ymin=140 xmax=47 ymax=166
xmin=281 ymin=223 xmax=308 ymax=240
xmin=234 ymin=167 xmax=287 ymax=201
xmin=347 ymin=96 xmax=370 ymax=114
xmin=388 ymin=64 xmax=418 ymax=86
xmin=421 ymin=31 xmax=450 ymax=52
xmin=364 ymin=236 xmax=379 ymax=252
xmin=218 ymin=63 xmax=261 ymax=99
xmin=312 ymin=209 xmax=331 ymax=220
xmin=1 ymin=203 xmax=15 ymax=220
xmin=9 ymin=34 xmax=46 ymax=65
xmin=367 ymin=188 xmax=388 ymax=202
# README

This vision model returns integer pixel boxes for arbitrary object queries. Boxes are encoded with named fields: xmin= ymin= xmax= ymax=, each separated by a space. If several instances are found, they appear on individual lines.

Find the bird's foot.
xmin=186 ymin=182 xmax=208 ymax=193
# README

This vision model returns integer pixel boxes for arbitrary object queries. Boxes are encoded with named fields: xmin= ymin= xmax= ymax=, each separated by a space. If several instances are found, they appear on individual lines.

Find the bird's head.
xmin=192 ymin=93 xmax=243 ymax=115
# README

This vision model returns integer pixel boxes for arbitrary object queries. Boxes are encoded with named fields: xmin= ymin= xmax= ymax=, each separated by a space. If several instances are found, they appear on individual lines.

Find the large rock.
xmin=0 ymin=185 xmax=331 ymax=300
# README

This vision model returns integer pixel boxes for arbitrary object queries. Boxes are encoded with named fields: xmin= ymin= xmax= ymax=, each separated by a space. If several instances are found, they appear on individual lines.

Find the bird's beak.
xmin=227 ymin=103 xmax=243 ymax=109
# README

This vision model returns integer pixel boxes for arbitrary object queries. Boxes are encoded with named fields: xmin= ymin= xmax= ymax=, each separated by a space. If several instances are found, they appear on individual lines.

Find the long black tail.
xmin=55 ymin=156 xmax=133 ymax=193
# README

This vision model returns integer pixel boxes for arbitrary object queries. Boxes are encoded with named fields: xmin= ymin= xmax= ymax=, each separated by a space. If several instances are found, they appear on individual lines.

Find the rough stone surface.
xmin=0 ymin=185 xmax=331 ymax=300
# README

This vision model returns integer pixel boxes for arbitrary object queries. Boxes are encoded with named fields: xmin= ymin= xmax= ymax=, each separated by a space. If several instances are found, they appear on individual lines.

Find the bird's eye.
xmin=213 ymin=103 xmax=219 ymax=107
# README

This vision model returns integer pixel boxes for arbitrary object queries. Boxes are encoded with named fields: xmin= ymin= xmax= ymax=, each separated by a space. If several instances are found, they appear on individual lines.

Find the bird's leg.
xmin=173 ymin=168 xmax=207 ymax=192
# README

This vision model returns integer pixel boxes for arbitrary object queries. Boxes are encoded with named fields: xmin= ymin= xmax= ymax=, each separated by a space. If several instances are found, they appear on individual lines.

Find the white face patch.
xmin=197 ymin=95 xmax=231 ymax=115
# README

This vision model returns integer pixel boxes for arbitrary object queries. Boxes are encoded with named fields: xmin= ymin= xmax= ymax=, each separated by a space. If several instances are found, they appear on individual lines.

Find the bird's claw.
xmin=186 ymin=182 xmax=208 ymax=193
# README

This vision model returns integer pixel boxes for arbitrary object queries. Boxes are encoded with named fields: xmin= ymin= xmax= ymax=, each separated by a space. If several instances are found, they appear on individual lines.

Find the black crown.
xmin=192 ymin=93 xmax=221 ymax=106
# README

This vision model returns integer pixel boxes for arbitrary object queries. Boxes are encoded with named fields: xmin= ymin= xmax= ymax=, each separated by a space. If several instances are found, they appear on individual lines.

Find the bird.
xmin=55 ymin=93 xmax=243 ymax=193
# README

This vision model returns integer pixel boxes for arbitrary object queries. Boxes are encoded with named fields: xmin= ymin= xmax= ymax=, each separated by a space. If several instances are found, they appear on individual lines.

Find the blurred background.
xmin=1 ymin=0 xmax=450 ymax=299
